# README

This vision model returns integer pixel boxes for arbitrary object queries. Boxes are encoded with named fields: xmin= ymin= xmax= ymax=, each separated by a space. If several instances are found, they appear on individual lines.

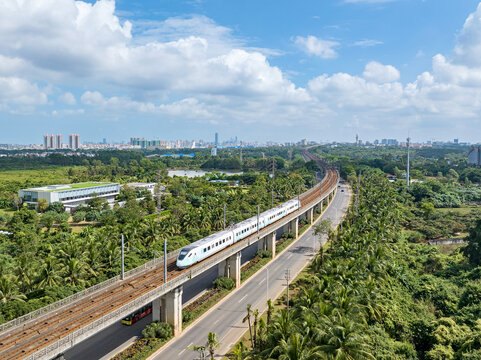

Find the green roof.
xmin=30 ymin=182 xmax=117 ymax=192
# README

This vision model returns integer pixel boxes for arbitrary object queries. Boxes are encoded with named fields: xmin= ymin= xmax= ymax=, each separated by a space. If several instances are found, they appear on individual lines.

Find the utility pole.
xmin=223 ymin=203 xmax=226 ymax=230
xmin=355 ymin=172 xmax=361 ymax=215
xmin=157 ymin=170 xmax=167 ymax=283
xmin=271 ymin=189 xmax=274 ymax=208
xmin=164 ymin=237 xmax=167 ymax=283
xmin=121 ymin=234 xmax=125 ymax=280
xmin=407 ymin=136 xmax=411 ymax=188
xmin=257 ymin=205 xmax=260 ymax=238
xmin=285 ymin=269 xmax=291 ymax=314
xmin=240 ymin=148 xmax=243 ymax=163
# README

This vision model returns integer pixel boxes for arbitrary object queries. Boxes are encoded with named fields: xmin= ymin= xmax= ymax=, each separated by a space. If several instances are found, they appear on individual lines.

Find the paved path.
xmin=150 ymin=183 xmax=351 ymax=360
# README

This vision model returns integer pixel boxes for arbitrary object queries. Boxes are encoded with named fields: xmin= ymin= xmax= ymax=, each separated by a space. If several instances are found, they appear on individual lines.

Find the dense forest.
xmin=235 ymin=171 xmax=481 ymax=360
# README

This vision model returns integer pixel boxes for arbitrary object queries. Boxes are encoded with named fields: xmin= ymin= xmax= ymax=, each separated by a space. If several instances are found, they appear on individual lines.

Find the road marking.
xmin=214 ymin=319 xmax=220 ymax=325
xmin=179 ymin=343 xmax=192 ymax=356
xmin=286 ymin=254 xmax=292 ymax=259
xmin=238 ymin=294 xmax=248 ymax=303
xmin=259 ymin=278 xmax=265 ymax=285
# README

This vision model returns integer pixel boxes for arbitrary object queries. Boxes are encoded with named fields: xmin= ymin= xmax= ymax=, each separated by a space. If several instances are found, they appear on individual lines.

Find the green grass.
xmin=0 ymin=168 xmax=74 ymax=184
xmin=437 ymin=206 xmax=477 ymax=216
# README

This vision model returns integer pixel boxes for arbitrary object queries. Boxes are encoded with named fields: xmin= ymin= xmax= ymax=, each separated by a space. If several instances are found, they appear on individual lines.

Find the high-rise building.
xmin=43 ymin=134 xmax=54 ymax=149
xmin=56 ymin=134 xmax=62 ymax=149
xmin=69 ymin=134 xmax=80 ymax=149
xmin=215 ymin=132 xmax=219 ymax=145
xmin=468 ymin=147 xmax=481 ymax=166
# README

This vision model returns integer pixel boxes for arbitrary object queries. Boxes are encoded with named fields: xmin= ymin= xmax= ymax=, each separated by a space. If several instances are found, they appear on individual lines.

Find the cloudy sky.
xmin=1 ymin=0 xmax=481 ymax=144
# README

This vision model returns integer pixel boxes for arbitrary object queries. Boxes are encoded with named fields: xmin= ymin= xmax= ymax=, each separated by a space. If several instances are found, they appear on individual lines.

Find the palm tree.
xmin=206 ymin=332 xmax=220 ymax=360
xmin=271 ymin=333 xmax=321 ymax=360
xmin=253 ymin=309 xmax=259 ymax=349
xmin=243 ymin=304 xmax=255 ymax=348
xmin=37 ymin=257 xmax=62 ymax=288
xmin=62 ymin=258 xmax=88 ymax=287
xmin=15 ymin=254 xmax=35 ymax=293
xmin=187 ymin=344 xmax=206 ymax=359
xmin=317 ymin=314 xmax=375 ymax=360
xmin=0 ymin=275 xmax=26 ymax=303
xmin=267 ymin=299 xmax=274 ymax=326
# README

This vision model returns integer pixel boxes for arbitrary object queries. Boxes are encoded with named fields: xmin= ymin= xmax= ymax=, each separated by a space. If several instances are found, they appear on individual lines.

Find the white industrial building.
xmin=19 ymin=182 xmax=120 ymax=212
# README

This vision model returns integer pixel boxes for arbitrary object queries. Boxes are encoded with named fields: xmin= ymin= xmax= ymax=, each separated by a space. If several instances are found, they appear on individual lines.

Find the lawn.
xmin=437 ymin=206 xmax=478 ymax=216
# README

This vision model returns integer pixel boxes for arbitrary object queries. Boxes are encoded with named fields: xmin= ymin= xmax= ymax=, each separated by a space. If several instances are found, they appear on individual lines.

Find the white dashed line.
xmin=238 ymin=294 xmax=248 ymax=303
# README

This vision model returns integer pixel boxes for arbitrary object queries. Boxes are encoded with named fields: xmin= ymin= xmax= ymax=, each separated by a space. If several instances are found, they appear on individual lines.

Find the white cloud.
xmin=0 ymin=77 xmax=47 ymax=105
xmin=3 ymin=0 xmax=481 ymax=140
xmin=363 ymin=61 xmax=400 ymax=83
xmin=294 ymin=36 xmax=339 ymax=59
xmin=59 ymin=92 xmax=76 ymax=105
xmin=353 ymin=39 xmax=383 ymax=47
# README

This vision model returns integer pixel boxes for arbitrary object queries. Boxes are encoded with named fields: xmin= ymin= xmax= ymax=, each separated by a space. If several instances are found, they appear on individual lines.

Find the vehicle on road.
xmin=121 ymin=303 xmax=152 ymax=325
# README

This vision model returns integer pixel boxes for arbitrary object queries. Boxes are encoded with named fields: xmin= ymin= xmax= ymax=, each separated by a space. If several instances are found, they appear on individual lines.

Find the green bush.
xmin=281 ymin=232 xmax=295 ymax=239
xmin=213 ymin=276 xmax=235 ymax=290
xmin=182 ymin=310 xmax=193 ymax=324
xmin=85 ymin=210 xmax=100 ymax=222
xmin=141 ymin=322 xmax=172 ymax=340
xmin=255 ymin=249 xmax=272 ymax=259
xmin=72 ymin=211 xmax=86 ymax=223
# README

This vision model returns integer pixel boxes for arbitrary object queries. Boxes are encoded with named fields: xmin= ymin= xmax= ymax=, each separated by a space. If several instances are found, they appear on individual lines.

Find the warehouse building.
xmin=19 ymin=182 xmax=120 ymax=212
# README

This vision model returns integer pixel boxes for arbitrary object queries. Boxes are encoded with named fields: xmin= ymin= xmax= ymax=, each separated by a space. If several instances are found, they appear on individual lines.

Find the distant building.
xmin=43 ymin=134 xmax=54 ymax=149
xmin=215 ymin=132 xmax=219 ymax=146
xmin=19 ymin=182 xmax=120 ymax=212
xmin=301 ymin=139 xmax=307 ymax=146
xmin=126 ymin=182 xmax=157 ymax=196
xmin=211 ymin=147 xmax=217 ymax=156
xmin=56 ymin=134 xmax=62 ymax=149
xmin=130 ymin=137 xmax=162 ymax=148
xmin=381 ymin=138 xmax=398 ymax=146
xmin=69 ymin=134 xmax=80 ymax=149
xmin=468 ymin=147 xmax=481 ymax=166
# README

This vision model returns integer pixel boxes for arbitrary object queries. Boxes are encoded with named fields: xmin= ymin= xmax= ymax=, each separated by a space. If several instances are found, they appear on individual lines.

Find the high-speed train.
xmin=176 ymin=199 xmax=300 ymax=269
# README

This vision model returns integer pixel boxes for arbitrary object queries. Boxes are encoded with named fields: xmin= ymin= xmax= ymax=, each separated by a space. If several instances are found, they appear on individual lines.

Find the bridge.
xmin=0 ymin=150 xmax=339 ymax=360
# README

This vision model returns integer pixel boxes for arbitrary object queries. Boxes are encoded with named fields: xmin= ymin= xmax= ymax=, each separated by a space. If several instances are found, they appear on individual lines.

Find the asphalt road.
xmin=150 ymin=183 xmax=351 ymax=360
xmin=64 ymin=239 xmax=260 ymax=360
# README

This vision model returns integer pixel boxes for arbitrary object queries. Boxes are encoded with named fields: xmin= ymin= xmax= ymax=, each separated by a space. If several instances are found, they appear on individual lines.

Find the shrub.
xmin=255 ymin=250 xmax=272 ymax=259
xmin=85 ymin=210 xmax=100 ymax=222
xmin=213 ymin=276 xmax=235 ymax=290
xmin=72 ymin=211 xmax=86 ymax=223
xmin=182 ymin=310 xmax=193 ymax=324
xmin=281 ymin=232 xmax=295 ymax=239
xmin=141 ymin=322 xmax=172 ymax=340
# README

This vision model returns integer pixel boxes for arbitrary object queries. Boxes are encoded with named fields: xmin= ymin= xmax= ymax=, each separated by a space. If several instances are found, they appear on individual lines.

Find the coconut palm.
xmin=0 ymin=275 xmax=26 ymax=303
xmin=243 ymin=304 xmax=255 ymax=348
xmin=206 ymin=332 xmax=220 ymax=360
xmin=37 ymin=257 xmax=62 ymax=288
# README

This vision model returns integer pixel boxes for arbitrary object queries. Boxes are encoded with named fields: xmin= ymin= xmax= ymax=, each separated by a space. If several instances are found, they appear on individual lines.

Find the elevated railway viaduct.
xmin=0 ymin=149 xmax=339 ymax=360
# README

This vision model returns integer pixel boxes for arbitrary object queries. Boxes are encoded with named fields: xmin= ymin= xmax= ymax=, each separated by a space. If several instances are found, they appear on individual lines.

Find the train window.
xmin=188 ymin=253 xmax=192 ymax=257
xmin=208 ymin=246 xmax=211 ymax=250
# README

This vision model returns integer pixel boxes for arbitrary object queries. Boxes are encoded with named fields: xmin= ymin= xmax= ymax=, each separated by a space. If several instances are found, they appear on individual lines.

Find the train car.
xmin=176 ymin=229 xmax=234 ymax=269
xmin=176 ymin=198 xmax=302 ymax=269
xmin=121 ymin=303 xmax=152 ymax=325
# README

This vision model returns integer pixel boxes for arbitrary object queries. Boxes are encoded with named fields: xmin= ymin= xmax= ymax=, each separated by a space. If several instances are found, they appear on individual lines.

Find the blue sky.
xmin=2 ymin=0 xmax=481 ymax=144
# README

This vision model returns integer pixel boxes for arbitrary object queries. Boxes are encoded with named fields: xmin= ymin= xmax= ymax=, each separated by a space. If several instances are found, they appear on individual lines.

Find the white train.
xmin=176 ymin=199 xmax=300 ymax=268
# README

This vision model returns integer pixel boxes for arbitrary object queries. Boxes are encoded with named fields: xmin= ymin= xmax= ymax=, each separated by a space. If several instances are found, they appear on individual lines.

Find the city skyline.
xmin=2 ymin=1 xmax=481 ymax=143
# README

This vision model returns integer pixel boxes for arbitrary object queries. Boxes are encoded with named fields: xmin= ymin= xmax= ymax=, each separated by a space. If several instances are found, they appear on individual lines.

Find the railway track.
xmin=0 ymin=150 xmax=337 ymax=360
